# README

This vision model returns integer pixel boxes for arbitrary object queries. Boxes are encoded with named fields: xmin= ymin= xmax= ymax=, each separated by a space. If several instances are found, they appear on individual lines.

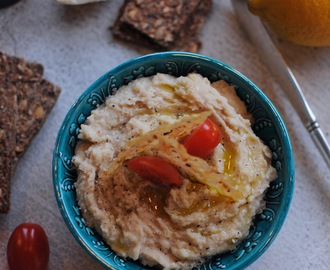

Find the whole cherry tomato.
xmin=7 ymin=223 xmax=50 ymax=270
xmin=183 ymin=118 xmax=221 ymax=159
xmin=127 ymin=156 xmax=183 ymax=187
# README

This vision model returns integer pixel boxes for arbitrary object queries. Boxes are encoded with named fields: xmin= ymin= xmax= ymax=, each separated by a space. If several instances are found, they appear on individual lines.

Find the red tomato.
xmin=127 ymin=156 xmax=183 ymax=187
xmin=183 ymin=118 xmax=221 ymax=159
xmin=7 ymin=223 xmax=50 ymax=270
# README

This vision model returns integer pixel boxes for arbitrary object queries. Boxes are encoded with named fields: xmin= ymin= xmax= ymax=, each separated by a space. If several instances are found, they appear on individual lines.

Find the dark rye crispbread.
xmin=111 ymin=0 xmax=212 ymax=52
xmin=0 ymin=52 xmax=61 ymax=213
xmin=0 ymin=83 xmax=17 ymax=214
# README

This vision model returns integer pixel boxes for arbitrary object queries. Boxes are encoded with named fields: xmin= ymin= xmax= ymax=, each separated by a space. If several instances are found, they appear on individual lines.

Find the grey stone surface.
xmin=0 ymin=0 xmax=329 ymax=269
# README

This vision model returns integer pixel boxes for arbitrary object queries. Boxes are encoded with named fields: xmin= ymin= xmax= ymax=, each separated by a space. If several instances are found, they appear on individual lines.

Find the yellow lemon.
xmin=248 ymin=0 xmax=330 ymax=47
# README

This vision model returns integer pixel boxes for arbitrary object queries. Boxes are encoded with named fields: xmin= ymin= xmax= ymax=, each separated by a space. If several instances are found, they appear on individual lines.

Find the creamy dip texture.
xmin=73 ymin=73 xmax=277 ymax=270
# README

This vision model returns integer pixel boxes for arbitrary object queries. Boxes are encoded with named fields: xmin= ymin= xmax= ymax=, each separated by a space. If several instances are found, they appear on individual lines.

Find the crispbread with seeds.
xmin=14 ymin=73 xmax=61 ymax=157
xmin=111 ymin=0 xmax=212 ymax=52
xmin=0 ymin=52 xmax=61 ymax=213
xmin=173 ymin=0 xmax=212 ymax=52
xmin=0 ymin=82 xmax=17 ymax=214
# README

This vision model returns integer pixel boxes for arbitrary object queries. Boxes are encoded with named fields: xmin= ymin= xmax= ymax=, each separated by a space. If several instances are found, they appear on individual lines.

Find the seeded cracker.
xmin=15 ymin=76 xmax=61 ymax=157
xmin=0 ymin=81 xmax=17 ymax=214
xmin=0 ymin=52 xmax=61 ymax=213
xmin=111 ymin=0 xmax=212 ymax=52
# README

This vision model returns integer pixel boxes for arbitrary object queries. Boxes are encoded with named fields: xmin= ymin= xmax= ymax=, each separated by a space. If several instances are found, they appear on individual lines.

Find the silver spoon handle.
xmin=308 ymin=122 xmax=330 ymax=168
xmin=232 ymin=0 xmax=330 ymax=170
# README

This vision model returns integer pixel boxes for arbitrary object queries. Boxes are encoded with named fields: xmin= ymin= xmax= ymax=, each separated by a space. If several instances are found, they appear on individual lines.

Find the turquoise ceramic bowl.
xmin=53 ymin=52 xmax=294 ymax=270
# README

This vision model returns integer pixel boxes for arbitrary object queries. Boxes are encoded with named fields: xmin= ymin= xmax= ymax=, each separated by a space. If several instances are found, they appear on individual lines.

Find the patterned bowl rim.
xmin=53 ymin=51 xmax=295 ymax=270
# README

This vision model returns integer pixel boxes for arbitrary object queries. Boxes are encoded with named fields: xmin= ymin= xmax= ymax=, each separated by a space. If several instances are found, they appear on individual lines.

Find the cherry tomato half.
xmin=127 ymin=156 xmax=183 ymax=187
xmin=7 ymin=223 xmax=50 ymax=270
xmin=183 ymin=118 xmax=221 ymax=159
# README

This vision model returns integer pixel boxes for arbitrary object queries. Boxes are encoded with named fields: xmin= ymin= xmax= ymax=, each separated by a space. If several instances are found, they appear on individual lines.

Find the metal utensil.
xmin=232 ymin=0 xmax=330 ymax=169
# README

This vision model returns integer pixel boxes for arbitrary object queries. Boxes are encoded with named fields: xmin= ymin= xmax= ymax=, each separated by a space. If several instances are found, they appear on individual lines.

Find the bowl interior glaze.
xmin=53 ymin=52 xmax=294 ymax=270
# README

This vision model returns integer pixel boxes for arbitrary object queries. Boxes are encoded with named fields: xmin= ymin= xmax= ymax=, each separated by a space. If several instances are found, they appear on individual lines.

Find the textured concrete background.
xmin=0 ymin=0 xmax=329 ymax=269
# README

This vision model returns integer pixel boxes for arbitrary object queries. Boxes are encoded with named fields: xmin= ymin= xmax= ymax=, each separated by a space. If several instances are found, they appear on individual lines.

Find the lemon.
xmin=248 ymin=0 xmax=330 ymax=47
